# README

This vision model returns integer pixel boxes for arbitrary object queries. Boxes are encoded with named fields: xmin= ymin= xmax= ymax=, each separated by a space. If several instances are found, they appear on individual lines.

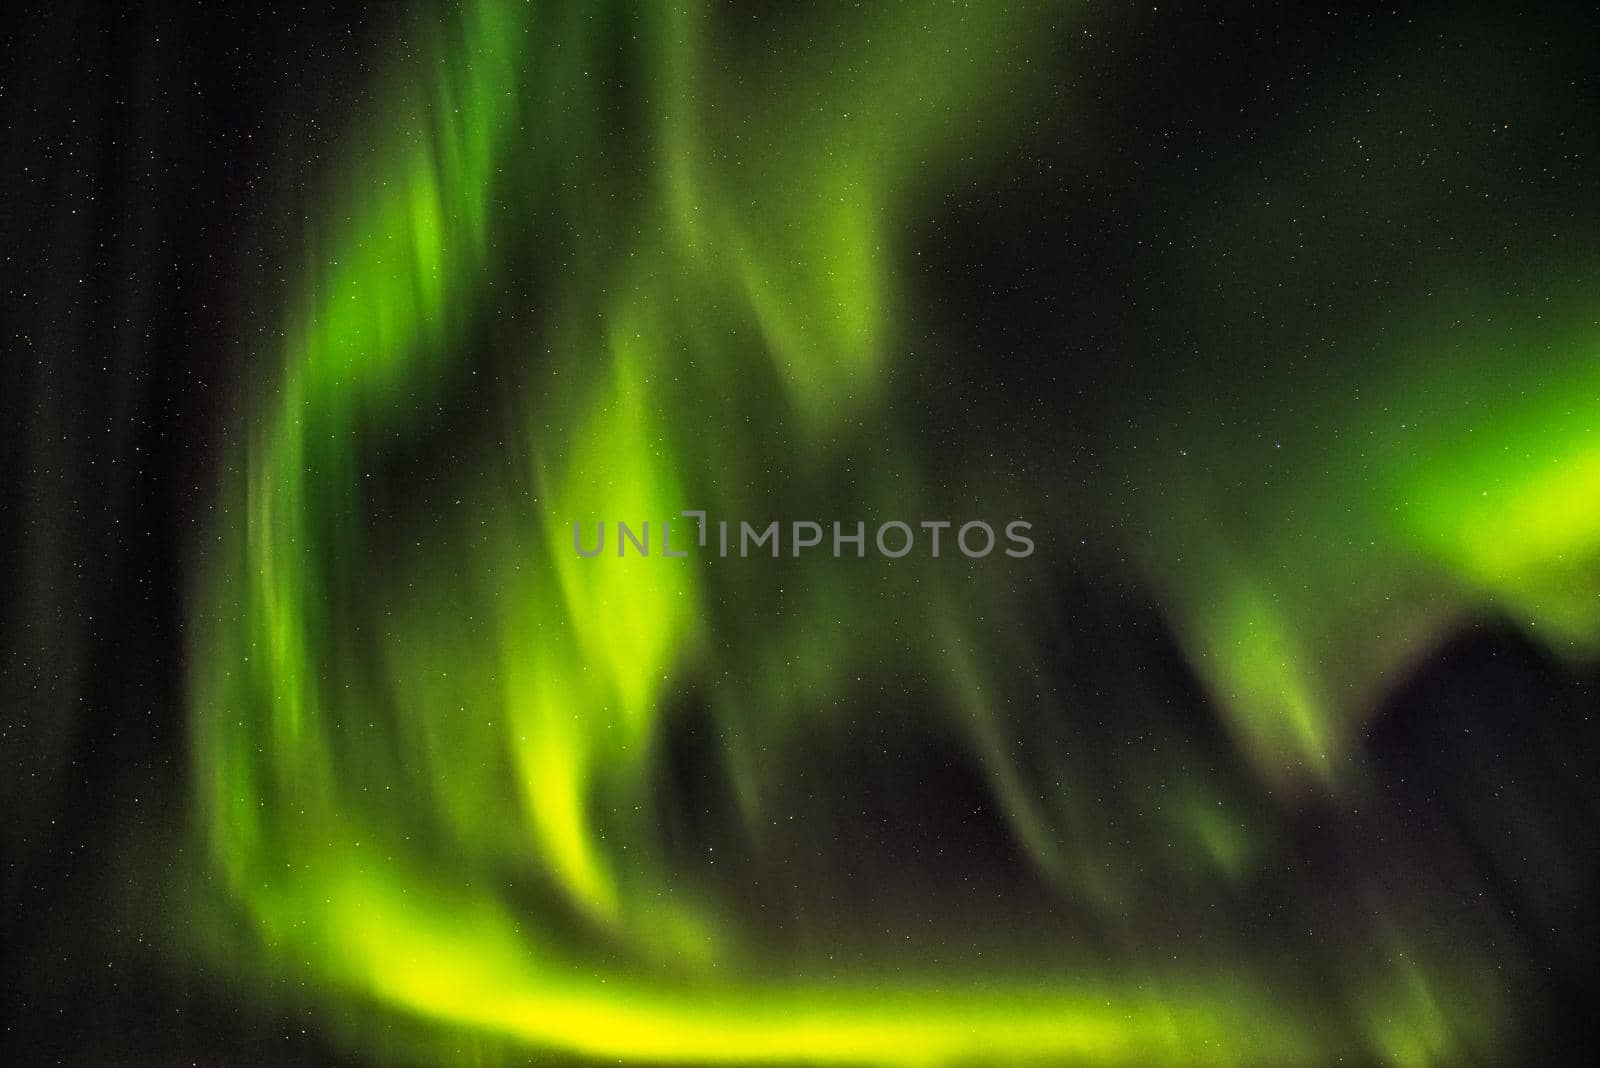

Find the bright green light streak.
xmin=185 ymin=2 xmax=1570 ymax=1065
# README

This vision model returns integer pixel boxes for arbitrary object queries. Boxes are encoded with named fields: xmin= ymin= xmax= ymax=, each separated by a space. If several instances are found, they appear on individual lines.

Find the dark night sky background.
xmin=4 ymin=2 xmax=1600 ymax=1065
xmin=4 ymin=4 xmax=379 ymax=1061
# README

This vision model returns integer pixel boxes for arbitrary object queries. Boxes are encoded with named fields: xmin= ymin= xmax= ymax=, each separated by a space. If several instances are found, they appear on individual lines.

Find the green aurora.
xmin=161 ymin=1 xmax=1600 ymax=1065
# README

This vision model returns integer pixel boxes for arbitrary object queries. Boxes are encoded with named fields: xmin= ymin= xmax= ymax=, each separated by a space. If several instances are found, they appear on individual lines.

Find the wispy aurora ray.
xmin=189 ymin=1 xmax=1598 ymax=1064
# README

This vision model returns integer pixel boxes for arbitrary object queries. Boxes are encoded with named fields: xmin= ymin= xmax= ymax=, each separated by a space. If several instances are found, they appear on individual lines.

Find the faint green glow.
xmin=1396 ymin=359 xmax=1600 ymax=649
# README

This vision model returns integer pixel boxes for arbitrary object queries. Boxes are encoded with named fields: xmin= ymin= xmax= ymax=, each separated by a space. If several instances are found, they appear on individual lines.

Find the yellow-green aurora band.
xmin=190 ymin=1 xmax=1597 ymax=1063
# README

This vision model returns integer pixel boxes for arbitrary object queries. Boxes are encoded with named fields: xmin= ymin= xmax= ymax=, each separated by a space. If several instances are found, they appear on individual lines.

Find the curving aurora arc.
xmin=189 ymin=1 xmax=1600 ymax=1064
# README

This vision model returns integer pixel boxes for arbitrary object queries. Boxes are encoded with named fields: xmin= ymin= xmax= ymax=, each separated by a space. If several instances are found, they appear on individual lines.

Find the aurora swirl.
xmin=5 ymin=1 xmax=1599 ymax=1065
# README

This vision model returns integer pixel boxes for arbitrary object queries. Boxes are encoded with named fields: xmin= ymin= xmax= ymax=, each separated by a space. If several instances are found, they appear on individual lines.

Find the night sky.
xmin=4 ymin=2 xmax=1600 ymax=1065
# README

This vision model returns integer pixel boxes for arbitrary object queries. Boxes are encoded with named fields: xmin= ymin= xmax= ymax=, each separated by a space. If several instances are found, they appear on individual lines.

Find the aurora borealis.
xmin=5 ymin=1 xmax=1600 ymax=1064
